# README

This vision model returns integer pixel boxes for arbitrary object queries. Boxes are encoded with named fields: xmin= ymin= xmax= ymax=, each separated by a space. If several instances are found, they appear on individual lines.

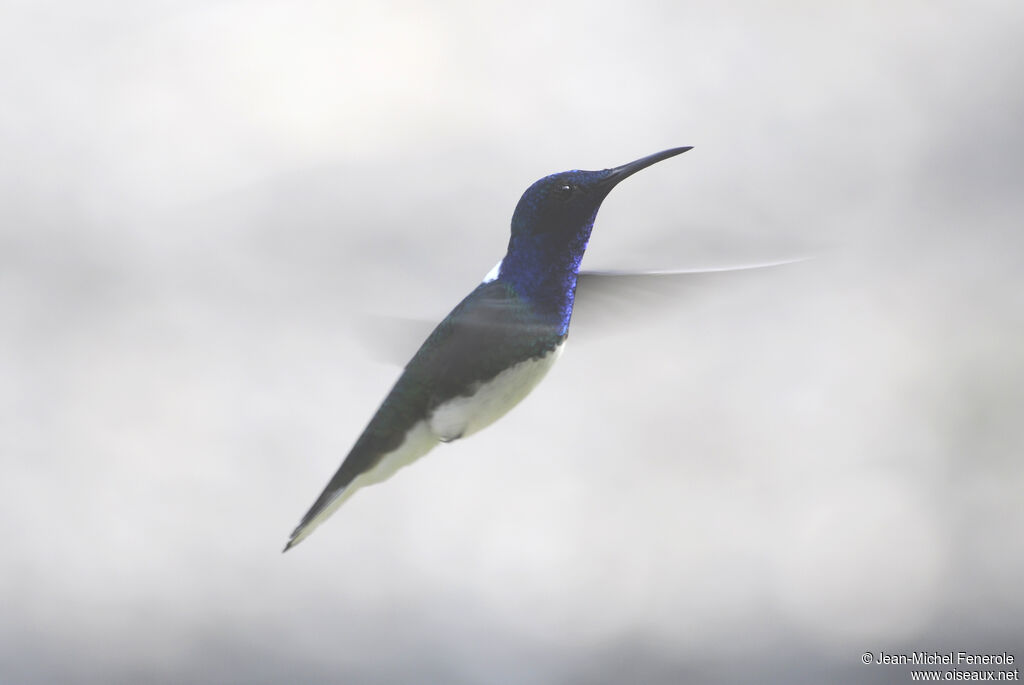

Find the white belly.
xmin=428 ymin=342 xmax=565 ymax=442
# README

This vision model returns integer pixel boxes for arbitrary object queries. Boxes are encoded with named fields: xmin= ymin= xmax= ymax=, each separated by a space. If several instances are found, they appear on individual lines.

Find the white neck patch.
xmin=481 ymin=259 xmax=503 ymax=284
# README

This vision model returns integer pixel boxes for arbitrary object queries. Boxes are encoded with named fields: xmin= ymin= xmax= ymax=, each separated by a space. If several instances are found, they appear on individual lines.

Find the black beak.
xmin=599 ymin=146 xmax=693 ymax=191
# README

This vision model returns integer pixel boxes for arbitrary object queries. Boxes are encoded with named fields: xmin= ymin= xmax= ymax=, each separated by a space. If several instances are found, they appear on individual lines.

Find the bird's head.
xmin=505 ymin=146 xmax=693 ymax=273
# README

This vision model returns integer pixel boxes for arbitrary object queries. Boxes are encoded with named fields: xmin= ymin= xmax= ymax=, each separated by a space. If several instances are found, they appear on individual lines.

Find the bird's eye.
xmin=557 ymin=184 xmax=575 ymax=197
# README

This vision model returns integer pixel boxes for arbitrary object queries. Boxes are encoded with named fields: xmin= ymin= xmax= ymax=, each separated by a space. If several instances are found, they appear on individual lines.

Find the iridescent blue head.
xmin=496 ymin=146 xmax=692 ymax=333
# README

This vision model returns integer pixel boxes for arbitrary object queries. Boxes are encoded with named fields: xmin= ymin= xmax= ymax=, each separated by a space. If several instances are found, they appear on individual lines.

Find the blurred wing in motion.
xmin=353 ymin=314 xmax=438 ymax=366
xmin=572 ymin=257 xmax=809 ymax=332
xmin=355 ymin=258 xmax=811 ymax=366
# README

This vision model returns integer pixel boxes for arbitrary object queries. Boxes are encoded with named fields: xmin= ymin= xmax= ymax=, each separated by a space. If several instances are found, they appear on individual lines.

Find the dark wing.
xmin=400 ymin=279 xmax=565 ymax=413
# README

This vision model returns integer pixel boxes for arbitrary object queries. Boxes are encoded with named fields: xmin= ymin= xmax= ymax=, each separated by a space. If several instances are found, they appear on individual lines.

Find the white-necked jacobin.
xmin=284 ymin=146 xmax=692 ymax=551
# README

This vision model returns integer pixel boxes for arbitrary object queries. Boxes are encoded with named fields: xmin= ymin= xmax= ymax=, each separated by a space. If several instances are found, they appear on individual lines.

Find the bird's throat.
xmin=499 ymin=230 xmax=591 ymax=335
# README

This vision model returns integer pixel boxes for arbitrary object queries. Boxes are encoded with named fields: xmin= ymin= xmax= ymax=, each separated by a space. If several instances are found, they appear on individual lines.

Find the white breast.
xmin=428 ymin=341 xmax=565 ymax=442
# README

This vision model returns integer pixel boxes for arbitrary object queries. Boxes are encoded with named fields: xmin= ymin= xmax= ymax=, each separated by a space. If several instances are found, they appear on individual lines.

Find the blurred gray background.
xmin=2 ymin=1 xmax=1023 ymax=683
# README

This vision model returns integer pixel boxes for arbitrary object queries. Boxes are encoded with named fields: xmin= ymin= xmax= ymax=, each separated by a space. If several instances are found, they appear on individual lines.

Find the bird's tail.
xmin=283 ymin=421 xmax=439 ymax=552
xmin=283 ymin=486 xmax=359 ymax=552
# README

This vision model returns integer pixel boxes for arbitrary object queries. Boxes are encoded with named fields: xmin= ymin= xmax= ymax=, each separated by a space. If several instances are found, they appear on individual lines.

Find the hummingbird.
xmin=284 ymin=146 xmax=692 ymax=551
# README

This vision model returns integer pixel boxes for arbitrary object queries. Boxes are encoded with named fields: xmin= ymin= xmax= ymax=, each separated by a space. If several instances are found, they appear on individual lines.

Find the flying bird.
xmin=284 ymin=147 xmax=692 ymax=551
